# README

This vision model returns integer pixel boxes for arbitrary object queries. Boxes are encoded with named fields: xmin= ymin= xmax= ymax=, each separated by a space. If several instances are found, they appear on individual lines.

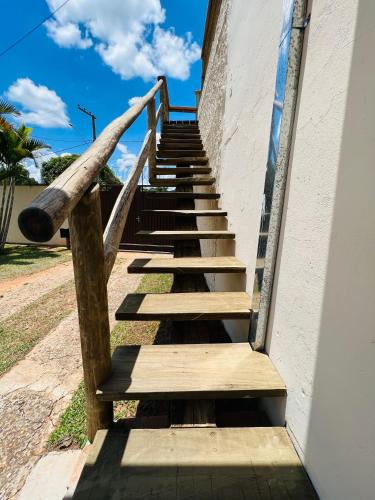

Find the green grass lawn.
xmin=0 ymin=244 xmax=71 ymax=282
xmin=48 ymin=272 xmax=173 ymax=449
xmin=0 ymin=280 xmax=76 ymax=375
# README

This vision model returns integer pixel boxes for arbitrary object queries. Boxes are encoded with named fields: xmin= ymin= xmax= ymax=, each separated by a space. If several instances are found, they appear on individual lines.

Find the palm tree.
xmin=0 ymin=98 xmax=20 ymax=133
xmin=0 ymin=122 xmax=49 ymax=252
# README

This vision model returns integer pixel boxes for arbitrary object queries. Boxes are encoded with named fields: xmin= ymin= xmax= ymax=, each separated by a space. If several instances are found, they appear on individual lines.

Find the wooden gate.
xmin=100 ymin=186 xmax=175 ymax=252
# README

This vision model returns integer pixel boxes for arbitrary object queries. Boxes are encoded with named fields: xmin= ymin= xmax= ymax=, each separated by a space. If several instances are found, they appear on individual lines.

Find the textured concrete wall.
xmin=1 ymin=186 xmax=67 ymax=246
xmin=198 ymin=0 xmax=283 ymax=341
xmin=266 ymin=1 xmax=375 ymax=498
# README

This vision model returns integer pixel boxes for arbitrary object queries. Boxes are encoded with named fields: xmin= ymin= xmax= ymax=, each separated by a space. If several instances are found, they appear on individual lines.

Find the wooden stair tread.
xmin=145 ymin=191 xmax=220 ymax=199
xmin=137 ymin=230 xmax=235 ymax=239
xmin=128 ymin=256 xmax=246 ymax=274
xmin=149 ymin=177 xmax=215 ymax=186
xmin=162 ymin=134 xmax=201 ymax=139
xmin=157 ymin=150 xmax=206 ymax=157
xmin=156 ymin=157 xmax=208 ymax=165
xmin=141 ymin=209 xmax=226 ymax=216
xmin=154 ymin=167 xmax=211 ymax=175
xmin=115 ymin=292 xmax=251 ymax=320
xmin=97 ymin=343 xmax=284 ymax=400
xmin=158 ymin=143 xmax=203 ymax=149
xmin=73 ymin=427 xmax=317 ymax=499
xmin=160 ymin=138 xmax=202 ymax=144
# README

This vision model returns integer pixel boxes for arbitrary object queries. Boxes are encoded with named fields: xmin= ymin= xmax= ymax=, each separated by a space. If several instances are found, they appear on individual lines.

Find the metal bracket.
xmin=293 ymin=13 xmax=311 ymax=30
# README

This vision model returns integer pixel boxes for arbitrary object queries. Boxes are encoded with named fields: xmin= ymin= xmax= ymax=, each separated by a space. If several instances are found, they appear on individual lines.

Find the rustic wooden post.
xmin=69 ymin=183 xmax=113 ymax=441
xmin=147 ymin=98 xmax=157 ymax=182
xmin=157 ymin=76 xmax=169 ymax=128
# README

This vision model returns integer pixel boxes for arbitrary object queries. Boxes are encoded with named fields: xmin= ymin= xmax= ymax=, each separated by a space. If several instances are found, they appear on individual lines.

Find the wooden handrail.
xmin=18 ymin=78 xmax=163 ymax=242
xmin=158 ymin=76 xmax=170 ymax=124
xmin=103 ymin=130 xmax=152 ymax=279
xmin=169 ymin=106 xmax=197 ymax=113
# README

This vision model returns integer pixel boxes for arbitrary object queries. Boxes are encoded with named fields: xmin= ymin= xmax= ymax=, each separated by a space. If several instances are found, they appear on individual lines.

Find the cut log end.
xmin=18 ymin=207 xmax=55 ymax=243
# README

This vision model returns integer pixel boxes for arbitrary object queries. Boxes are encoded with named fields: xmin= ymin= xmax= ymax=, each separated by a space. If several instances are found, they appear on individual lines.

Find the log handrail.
xmin=18 ymin=78 xmax=163 ymax=243
xmin=103 ymin=130 xmax=152 ymax=279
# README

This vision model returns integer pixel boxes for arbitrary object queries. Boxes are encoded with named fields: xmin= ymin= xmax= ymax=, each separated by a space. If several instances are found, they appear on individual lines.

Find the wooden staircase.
xmin=72 ymin=120 xmax=318 ymax=498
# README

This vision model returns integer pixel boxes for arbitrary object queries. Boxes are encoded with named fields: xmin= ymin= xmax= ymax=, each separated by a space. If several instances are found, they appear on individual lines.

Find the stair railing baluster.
xmin=68 ymin=183 xmax=113 ymax=441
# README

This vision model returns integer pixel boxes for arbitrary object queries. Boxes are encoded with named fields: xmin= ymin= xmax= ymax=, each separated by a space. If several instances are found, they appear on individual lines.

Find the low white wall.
xmin=198 ymin=0 xmax=283 ymax=341
xmin=1 ymin=186 xmax=68 ymax=246
xmin=266 ymin=0 xmax=375 ymax=498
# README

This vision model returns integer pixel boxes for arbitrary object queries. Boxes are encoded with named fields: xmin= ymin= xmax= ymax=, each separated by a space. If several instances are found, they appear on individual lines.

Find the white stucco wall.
xmin=198 ymin=0 xmax=283 ymax=341
xmin=1 ymin=186 xmax=68 ymax=246
xmin=266 ymin=1 xmax=375 ymax=498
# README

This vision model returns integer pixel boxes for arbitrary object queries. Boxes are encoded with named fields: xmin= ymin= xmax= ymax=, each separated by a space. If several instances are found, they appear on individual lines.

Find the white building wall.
xmin=266 ymin=1 xmax=375 ymax=498
xmin=198 ymin=0 xmax=283 ymax=341
xmin=199 ymin=0 xmax=375 ymax=498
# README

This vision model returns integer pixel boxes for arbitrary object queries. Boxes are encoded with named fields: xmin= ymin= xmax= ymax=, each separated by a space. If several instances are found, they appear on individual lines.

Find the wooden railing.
xmin=17 ymin=76 xmax=197 ymax=441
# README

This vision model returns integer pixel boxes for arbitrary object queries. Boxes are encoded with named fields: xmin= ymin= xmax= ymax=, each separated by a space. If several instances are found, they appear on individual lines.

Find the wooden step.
xmin=149 ymin=177 xmax=215 ymax=187
xmin=156 ymin=150 xmax=206 ymax=158
xmin=73 ymin=427 xmax=317 ymax=499
xmin=163 ymin=125 xmax=199 ymax=130
xmin=162 ymin=133 xmax=201 ymax=140
xmin=165 ymin=119 xmax=198 ymax=124
xmin=115 ymin=292 xmax=249 ymax=321
xmin=145 ymin=191 xmax=220 ymax=199
xmin=156 ymin=157 xmax=208 ymax=165
xmin=141 ymin=209 xmax=227 ymax=217
xmin=154 ymin=167 xmax=211 ymax=175
xmin=137 ymin=230 xmax=235 ymax=240
xmin=160 ymin=137 xmax=202 ymax=144
xmin=158 ymin=143 xmax=203 ymax=150
xmin=97 ymin=343 xmax=284 ymax=400
xmin=128 ymin=256 xmax=246 ymax=274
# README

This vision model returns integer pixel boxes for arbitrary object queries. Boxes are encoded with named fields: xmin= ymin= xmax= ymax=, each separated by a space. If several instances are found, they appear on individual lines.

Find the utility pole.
xmin=77 ymin=104 xmax=96 ymax=142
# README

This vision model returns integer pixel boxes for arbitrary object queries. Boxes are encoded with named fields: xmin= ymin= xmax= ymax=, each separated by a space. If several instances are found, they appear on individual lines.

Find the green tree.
xmin=0 ymin=122 xmax=48 ymax=252
xmin=41 ymin=154 xmax=122 ymax=190
xmin=0 ymin=99 xmax=20 ymax=132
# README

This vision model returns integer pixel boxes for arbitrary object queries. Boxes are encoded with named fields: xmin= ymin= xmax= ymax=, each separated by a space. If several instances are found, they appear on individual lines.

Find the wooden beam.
xmin=147 ymin=98 xmax=157 ymax=181
xmin=97 ymin=343 xmax=285 ymax=400
xmin=115 ymin=292 xmax=251 ymax=320
xmin=18 ymin=79 xmax=163 ymax=242
xmin=145 ymin=191 xmax=220 ymax=199
xmin=141 ymin=209 xmax=226 ymax=217
xmin=73 ymin=427 xmax=318 ymax=499
xmin=137 ymin=230 xmax=234 ymax=240
xmin=158 ymin=76 xmax=170 ymax=125
xmin=103 ymin=131 xmax=152 ymax=279
xmin=168 ymin=106 xmax=197 ymax=113
xmin=68 ymin=184 xmax=112 ymax=441
xmin=149 ymin=177 xmax=215 ymax=187
xmin=127 ymin=256 xmax=246 ymax=274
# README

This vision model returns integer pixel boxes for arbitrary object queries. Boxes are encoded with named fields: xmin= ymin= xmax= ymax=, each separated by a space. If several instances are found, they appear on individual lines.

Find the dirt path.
xmin=0 ymin=261 xmax=73 ymax=322
xmin=0 ymin=252 xmax=158 ymax=499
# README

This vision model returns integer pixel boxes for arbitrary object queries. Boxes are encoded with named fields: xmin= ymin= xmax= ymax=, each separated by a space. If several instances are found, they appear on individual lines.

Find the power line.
xmin=0 ymin=0 xmax=71 ymax=58
xmin=33 ymin=136 xmax=90 ymax=143
xmin=35 ymin=141 xmax=91 ymax=158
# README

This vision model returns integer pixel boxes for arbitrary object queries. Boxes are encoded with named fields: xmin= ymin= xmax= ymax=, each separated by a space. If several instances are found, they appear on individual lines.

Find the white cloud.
xmin=44 ymin=0 xmax=201 ymax=81
xmin=115 ymin=143 xmax=137 ymax=180
xmin=128 ymin=96 xmax=142 ymax=107
xmin=6 ymin=78 xmax=69 ymax=128
xmin=44 ymin=20 xmax=92 ymax=49
xmin=22 ymin=149 xmax=57 ymax=183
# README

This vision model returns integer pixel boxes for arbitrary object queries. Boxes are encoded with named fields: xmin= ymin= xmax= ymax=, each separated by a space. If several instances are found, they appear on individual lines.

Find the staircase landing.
xmin=72 ymin=427 xmax=318 ymax=499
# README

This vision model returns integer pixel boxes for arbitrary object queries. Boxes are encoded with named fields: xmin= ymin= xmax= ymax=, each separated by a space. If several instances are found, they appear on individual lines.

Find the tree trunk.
xmin=0 ymin=177 xmax=15 ymax=253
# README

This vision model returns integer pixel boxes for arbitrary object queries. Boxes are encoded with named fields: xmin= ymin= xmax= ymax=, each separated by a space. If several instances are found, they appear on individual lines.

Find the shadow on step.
xmin=70 ymin=427 xmax=319 ymax=499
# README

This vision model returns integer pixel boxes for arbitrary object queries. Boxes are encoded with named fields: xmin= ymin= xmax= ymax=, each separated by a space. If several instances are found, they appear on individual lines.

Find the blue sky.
xmin=0 ymin=0 xmax=207 ymax=182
